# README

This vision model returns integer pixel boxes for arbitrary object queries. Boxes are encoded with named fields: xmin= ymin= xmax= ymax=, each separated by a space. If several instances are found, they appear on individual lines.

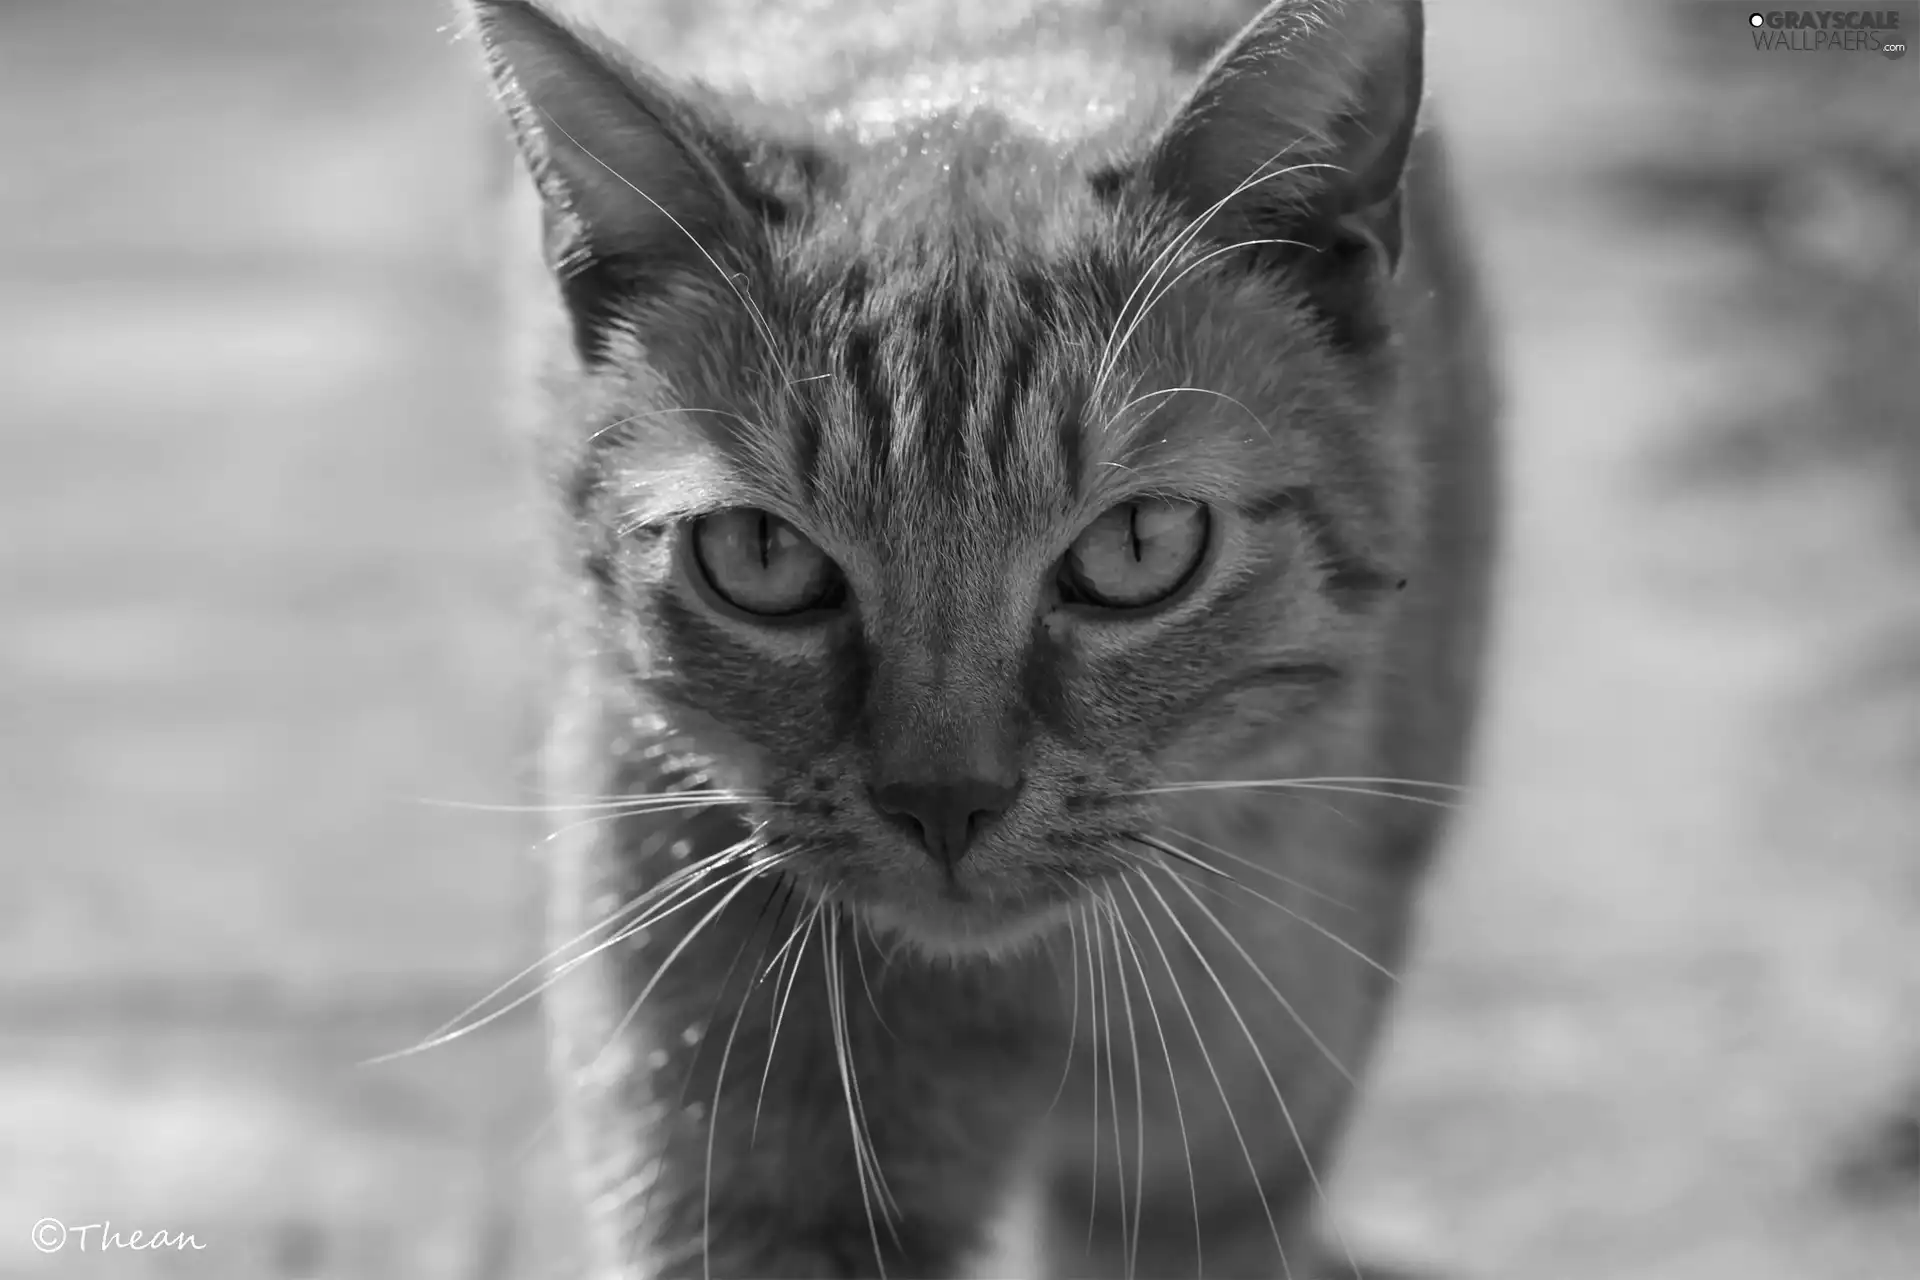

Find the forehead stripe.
xmin=842 ymin=323 xmax=892 ymax=485
xmin=917 ymin=287 xmax=970 ymax=487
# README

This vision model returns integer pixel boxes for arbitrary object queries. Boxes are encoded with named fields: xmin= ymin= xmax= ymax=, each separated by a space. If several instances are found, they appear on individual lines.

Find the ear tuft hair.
xmin=1141 ymin=0 xmax=1425 ymax=323
xmin=464 ymin=0 xmax=751 ymax=359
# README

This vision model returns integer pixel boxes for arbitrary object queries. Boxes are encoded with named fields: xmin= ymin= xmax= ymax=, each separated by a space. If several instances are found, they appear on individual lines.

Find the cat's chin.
xmin=860 ymin=898 xmax=1074 ymax=965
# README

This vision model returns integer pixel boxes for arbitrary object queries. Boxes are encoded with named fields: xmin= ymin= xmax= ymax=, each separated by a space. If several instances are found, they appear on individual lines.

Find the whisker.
xmin=1119 ymin=877 xmax=1293 ymax=1278
xmin=577 ymin=851 xmax=791 ymax=1088
xmin=1105 ymin=384 xmax=1274 ymax=438
xmin=413 ymin=791 xmax=774 ymax=817
xmin=500 ymin=850 xmax=775 ymax=1170
xmin=1102 ymin=886 xmax=1203 ymax=1276
xmin=1129 ymin=834 xmax=1398 ymax=985
xmin=753 ymin=899 xmax=822 ymax=1142
xmin=1156 ymin=825 xmax=1355 ymax=911
xmin=527 ymin=805 xmax=725 ymax=875
xmin=698 ymin=892 xmax=786 ymax=1280
xmin=633 ymin=867 xmax=791 ymax=1266
xmin=829 ymin=914 xmax=900 ymax=1226
xmin=537 ymin=111 xmax=800 ymax=401
xmin=1133 ymin=780 xmax=1462 ymax=810
xmin=1244 ymin=775 xmax=1469 ymax=792
xmin=753 ymin=885 xmax=812 ymax=989
xmin=1092 ymin=906 xmax=1129 ymax=1268
xmin=1096 ymin=895 xmax=1147 ymax=1280
xmin=361 ymin=845 xmax=765 ymax=1065
xmin=586 ymin=403 xmax=770 ymax=449
xmin=851 ymin=913 xmax=894 ymax=1041
xmin=586 ymin=844 xmax=776 ymax=965
xmin=1091 ymin=150 xmax=1332 ymax=401
xmin=384 ymin=848 xmax=777 ymax=1178
xmin=1096 ymin=216 xmax=1315 ymax=413
xmin=875 ymin=925 xmax=912 ymax=981
xmin=1150 ymin=871 xmax=1363 ymax=1280
xmin=1153 ymin=865 xmax=1354 ymax=1085
xmin=377 ymin=860 xmax=709 ymax=1059
xmin=752 ymin=879 xmax=800 ymax=983
xmin=1129 ymin=832 xmax=1235 ymax=883
xmin=1079 ymin=903 xmax=1104 ymax=1250
xmin=1117 ymin=848 xmax=1253 ymax=920
xmin=824 ymin=913 xmax=897 ymax=1273
xmin=1044 ymin=903 xmax=1085 ymax=1118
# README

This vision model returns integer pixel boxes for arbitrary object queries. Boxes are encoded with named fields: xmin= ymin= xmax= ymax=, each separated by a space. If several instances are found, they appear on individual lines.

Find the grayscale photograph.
xmin=4 ymin=1 xmax=1917 ymax=1277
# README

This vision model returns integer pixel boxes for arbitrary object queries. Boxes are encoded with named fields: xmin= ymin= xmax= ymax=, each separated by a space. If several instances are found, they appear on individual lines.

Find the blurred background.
xmin=2 ymin=1 xmax=1915 ymax=1277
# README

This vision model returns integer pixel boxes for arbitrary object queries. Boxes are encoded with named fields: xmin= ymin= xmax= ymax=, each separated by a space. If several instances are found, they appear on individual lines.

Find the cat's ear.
xmin=1141 ymin=0 xmax=1424 ymax=280
xmin=465 ymin=0 xmax=751 ymax=355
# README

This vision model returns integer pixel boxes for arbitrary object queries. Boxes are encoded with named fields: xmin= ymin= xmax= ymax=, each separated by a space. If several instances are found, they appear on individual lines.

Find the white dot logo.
xmin=31 ymin=1219 xmax=67 ymax=1254
xmin=1749 ymin=11 xmax=1765 ymax=25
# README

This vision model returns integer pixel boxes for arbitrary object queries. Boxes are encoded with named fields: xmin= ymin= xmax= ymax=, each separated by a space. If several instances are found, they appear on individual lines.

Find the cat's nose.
xmin=870 ymin=776 xmax=1022 ymax=869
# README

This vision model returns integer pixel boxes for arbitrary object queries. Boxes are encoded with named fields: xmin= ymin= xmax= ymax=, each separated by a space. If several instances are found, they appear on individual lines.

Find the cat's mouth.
xmin=818 ymin=847 xmax=1086 ymax=960
xmin=859 ymin=893 xmax=1075 ymax=962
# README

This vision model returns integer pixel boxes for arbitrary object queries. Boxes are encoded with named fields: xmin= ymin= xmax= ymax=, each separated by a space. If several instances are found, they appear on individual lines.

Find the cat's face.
xmin=472 ymin=0 xmax=1425 ymax=957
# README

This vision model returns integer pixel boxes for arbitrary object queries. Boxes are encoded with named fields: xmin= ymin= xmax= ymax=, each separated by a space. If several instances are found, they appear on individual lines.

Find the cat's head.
xmin=470 ymin=0 xmax=1426 ymax=958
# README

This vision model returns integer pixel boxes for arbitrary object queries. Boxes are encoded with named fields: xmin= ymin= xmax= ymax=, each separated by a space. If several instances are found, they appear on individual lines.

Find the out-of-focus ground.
xmin=3 ymin=2 xmax=1915 ymax=1277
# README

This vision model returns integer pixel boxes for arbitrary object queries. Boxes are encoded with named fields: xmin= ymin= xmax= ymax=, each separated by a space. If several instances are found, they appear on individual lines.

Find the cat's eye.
xmin=689 ymin=509 xmax=844 ymax=618
xmin=1062 ymin=498 xmax=1210 ymax=610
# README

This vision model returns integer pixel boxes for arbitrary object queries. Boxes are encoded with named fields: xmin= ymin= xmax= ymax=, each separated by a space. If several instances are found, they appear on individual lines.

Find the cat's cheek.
xmin=1148 ymin=677 xmax=1349 ymax=780
xmin=629 ymin=693 xmax=775 ymax=796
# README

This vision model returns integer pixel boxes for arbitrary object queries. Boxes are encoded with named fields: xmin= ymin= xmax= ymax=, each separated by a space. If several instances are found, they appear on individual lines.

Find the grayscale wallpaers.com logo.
xmin=1747 ymin=8 xmax=1909 ymax=58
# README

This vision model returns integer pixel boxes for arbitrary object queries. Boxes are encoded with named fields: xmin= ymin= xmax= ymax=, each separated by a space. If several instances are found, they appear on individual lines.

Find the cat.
xmin=461 ymin=0 xmax=1500 ymax=1275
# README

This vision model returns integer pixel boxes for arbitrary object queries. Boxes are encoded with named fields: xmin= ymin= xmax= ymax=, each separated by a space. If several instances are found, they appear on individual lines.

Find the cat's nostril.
xmin=870 ymin=776 xmax=1021 ymax=868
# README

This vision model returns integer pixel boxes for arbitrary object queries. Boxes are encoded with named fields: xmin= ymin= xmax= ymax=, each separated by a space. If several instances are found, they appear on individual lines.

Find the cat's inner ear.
xmin=1141 ymin=0 xmax=1424 ymax=276
xmin=468 ymin=0 xmax=748 ymax=350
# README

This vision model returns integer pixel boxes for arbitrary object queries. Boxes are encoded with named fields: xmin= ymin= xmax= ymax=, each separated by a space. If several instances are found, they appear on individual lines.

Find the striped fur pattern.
xmin=463 ymin=0 xmax=1499 ymax=1275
